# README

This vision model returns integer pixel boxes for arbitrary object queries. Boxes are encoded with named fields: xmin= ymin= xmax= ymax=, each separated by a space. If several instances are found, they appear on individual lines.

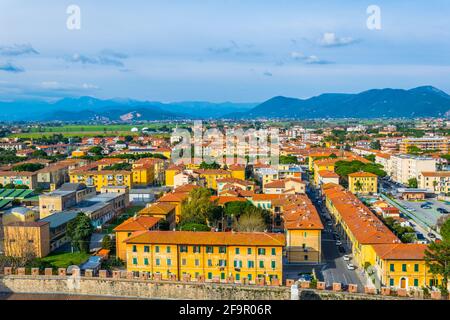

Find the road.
xmin=307 ymin=188 xmax=365 ymax=291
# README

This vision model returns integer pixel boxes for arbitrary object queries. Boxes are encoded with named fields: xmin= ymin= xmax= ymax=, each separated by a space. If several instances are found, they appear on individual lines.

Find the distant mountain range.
xmin=227 ymin=86 xmax=450 ymax=119
xmin=0 ymin=86 xmax=449 ymax=121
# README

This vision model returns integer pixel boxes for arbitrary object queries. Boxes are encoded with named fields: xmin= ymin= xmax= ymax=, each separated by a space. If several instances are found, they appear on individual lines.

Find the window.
xmin=235 ymin=248 xmax=240 ymax=255
xmin=219 ymin=246 xmax=226 ymax=254
xmin=271 ymin=261 xmax=276 ymax=269
xmin=144 ymin=246 xmax=150 ymax=253
xmin=221 ymin=273 xmax=225 ymax=280
xmin=206 ymin=246 xmax=213 ymax=254
xmin=247 ymin=248 xmax=252 ymax=255
xmin=248 ymin=274 xmax=252 ymax=281
xmin=166 ymin=246 xmax=171 ymax=253
xmin=182 ymin=259 xmax=187 ymax=266
xmin=258 ymin=248 xmax=266 ymax=255
xmin=219 ymin=259 xmax=226 ymax=267
xmin=304 ymin=255 xmax=308 ymax=261
xmin=389 ymin=279 xmax=394 ymax=286
xmin=144 ymin=258 xmax=149 ymax=265
xmin=155 ymin=246 xmax=160 ymax=253
xmin=207 ymin=272 xmax=212 ymax=280
xmin=236 ymin=274 xmax=240 ymax=281
xmin=259 ymin=261 xmax=265 ymax=268
xmin=132 ymin=258 xmax=138 ymax=265
xmin=180 ymin=245 xmax=188 ymax=253
xmin=193 ymin=246 xmax=201 ymax=253
xmin=132 ymin=245 xmax=137 ymax=253
xmin=167 ymin=259 xmax=172 ymax=266
xmin=208 ymin=259 xmax=213 ymax=267
xmin=195 ymin=259 xmax=200 ymax=267
xmin=402 ymin=264 xmax=407 ymax=272
xmin=414 ymin=264 xmax=419 ymax=272
xmin=271 ymin=248 xmax=276 ymax=256
xmin=248 ymin=260 xmax=254 ymax=268
xmin=414 ymin=279 xmax=419 ymax=287
xmin=390 ymin=264 xmax=395 ymax=272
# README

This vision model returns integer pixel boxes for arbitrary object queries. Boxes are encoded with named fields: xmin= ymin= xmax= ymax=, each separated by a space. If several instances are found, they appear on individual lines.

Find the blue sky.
xmin=1 ymin=0 xmax=450 ymax=102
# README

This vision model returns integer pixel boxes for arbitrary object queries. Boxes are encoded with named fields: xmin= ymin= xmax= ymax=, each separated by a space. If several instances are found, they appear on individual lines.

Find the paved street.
xmin=305 ymin=187 xmax=365 ymax=292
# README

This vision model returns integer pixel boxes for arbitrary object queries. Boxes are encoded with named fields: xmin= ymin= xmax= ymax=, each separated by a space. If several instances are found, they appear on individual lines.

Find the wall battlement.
xmin=0 ymin=267 xmax=444 ymax=300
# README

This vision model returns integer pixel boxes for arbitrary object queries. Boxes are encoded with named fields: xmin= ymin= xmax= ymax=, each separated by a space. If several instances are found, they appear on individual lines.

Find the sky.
xmin=1 ymin=0 xmax=450 ymax=103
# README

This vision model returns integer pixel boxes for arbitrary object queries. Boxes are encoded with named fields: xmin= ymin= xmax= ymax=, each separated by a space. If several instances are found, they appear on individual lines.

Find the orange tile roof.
xmin=348 ymin=171 xmax=378 ymax=178
xmin=139 ymin=202 xmax=177 ymax=215
xmin=157 ymin=192 xmax=188 ymax=203
xmin=124 ymin=230 xmax=286 ymax=246
xmin=323 ymin=185 xmax=399 ymax=245
xmin=173 ymin=184 xmax=200 ymax=193
xmin=317 ymin=170 xmax=339 ymax=178
xmin=210 ymin=196 xmax=247 ymax=205
xmin=421 ymin=171 xmax=450 ymax=177
xmin=371 ymin=243 xmax=428 ymax=260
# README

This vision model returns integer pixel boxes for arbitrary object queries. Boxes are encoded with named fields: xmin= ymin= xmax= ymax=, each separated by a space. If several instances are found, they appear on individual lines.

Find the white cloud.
xmin=318 ymin=32 xmax=358 ymax=47
xmin=290 ymin=51 xmax=332 ymax=65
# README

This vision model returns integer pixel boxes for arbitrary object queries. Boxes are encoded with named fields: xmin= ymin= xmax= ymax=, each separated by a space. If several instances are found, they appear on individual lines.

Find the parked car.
xmin=298 ymin=274 xmax=313 ymax=282
xmin=437 ymin=208 xmax=450 ymax=214
xmin=343 ymin=255 xmax=351 ymax=261
xmin=336 ymin=240 xmax=342 ymax=246
xmin=428 ymin=233 xmax=436 ymax=239
xmin=347 ymin=263 xmax=356 ymax=270
xmin=421 ymin=205 xmax=432 ymax=209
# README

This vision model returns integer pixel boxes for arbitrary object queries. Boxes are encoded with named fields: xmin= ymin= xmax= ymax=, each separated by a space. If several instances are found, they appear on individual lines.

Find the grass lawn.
xmin=38 ymin=252 xmax=90 ymax=269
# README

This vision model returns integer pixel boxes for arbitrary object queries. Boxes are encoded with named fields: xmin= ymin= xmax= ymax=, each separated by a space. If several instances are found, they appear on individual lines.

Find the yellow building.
xmin=229 ymin=164 xmax=246 ymax=180
xmin=313 ymin=159 xmax=338 ymax=185
xmin=124 ymin=231 xmax=285 ymax=284
xmin=165 ymin=164 xmax=184 ymax=187
xmin=70 ymin=170 xmax=132 ymax=191
xmin=195 ymin=169 xmax=232 ymax=190
xmin=283 ymin=203 xmax=323 ymax=263
xmin=156 ymin=192 xmax=189 ymax=223
xmin=371 ymin=243 xmax=442 ymax=289
xmin=114 ymin=215 xmax=161 ymax=261
xmin=71 ymin=150 xmax=86 ymax=157
xmin=348 ymin=171 xmax=378 ymax=194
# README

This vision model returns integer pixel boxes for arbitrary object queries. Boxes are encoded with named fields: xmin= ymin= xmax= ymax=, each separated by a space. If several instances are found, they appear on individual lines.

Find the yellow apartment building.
xmin=370 ymin=244 xmax=442 ymax=289
xmin=348 ymin=171 xmax=378 ymax=194
xmin=124 ymin=231 xmax=285 ymax=284
xmin=165 ymin=164 xmax=184 ymax=187
xmin=195 ymin=169 xmax=232 ymax=190
xmin=70 ymin=170 xmax=132 ymax=191
xmin=228 ymin=165 xmax=246 ymax=180
xmin=114 ymin=216 xmax=161 ymax=261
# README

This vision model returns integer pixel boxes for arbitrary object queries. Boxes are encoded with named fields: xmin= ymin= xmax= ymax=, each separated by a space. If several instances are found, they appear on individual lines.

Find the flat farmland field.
xmin=9 ymin=123 xmax=176 ymax=138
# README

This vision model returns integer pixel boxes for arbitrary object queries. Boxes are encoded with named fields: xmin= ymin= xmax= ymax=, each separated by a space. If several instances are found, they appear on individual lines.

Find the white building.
xmin=388 ymin=154 xmax=437 ymax=184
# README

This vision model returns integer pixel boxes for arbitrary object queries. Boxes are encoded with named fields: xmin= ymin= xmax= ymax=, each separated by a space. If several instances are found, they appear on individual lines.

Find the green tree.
xmin=424 ymin=241 xmax=450 ymax=295
xmin=199 ymin=161 xmax=221 ymax=169
xmin=408 ymin=177 xmax=418 ymax=188
xmin=102 ymin=235 xmax=113 ymax=250
xmin=369 ymin=140 xmax=381 ymax=150
xmin=31 ymin=149 xmax=48 ymax=158
xmin=181 ymin=188 xmax=216 ymax=225
xmin=12 ymin=163 xmax=45 ymax=172
xmin=364 ymin=154 xmax=376 ymax=163
xmin=233 ymin=208 xmax=266 ymax=232
xmin=89 ymin=146 xmax=103 ymax=156
xmin=279 ymin=155 xmax=298 ymax=164
xmin=178 ymin=223 xmax=210 ymax=231
xmin=67 ymin=213 xmax=94 ymax=253
xmin=440 ymin=218 xmax=450 ymax=243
